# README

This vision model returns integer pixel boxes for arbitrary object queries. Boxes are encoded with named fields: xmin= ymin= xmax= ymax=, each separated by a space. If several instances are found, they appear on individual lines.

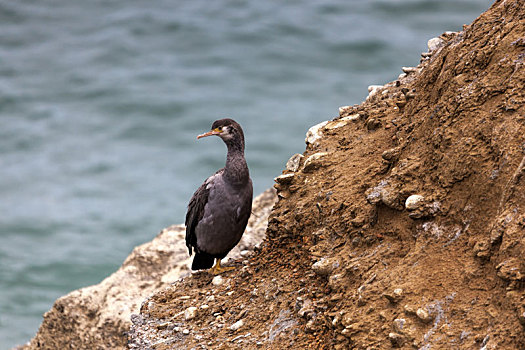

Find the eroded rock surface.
xmin=22 ymin=189 xmax=276 ymax=350
xmin=128 ymin=2 xmax=525 ymax=349
xmin=20 ymin=1 xmax=525 ymax=349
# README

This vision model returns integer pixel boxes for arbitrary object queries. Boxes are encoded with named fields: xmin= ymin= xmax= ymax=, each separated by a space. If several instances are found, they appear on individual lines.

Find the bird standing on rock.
xmin=185 ymin=119 xmax=253 ymax=275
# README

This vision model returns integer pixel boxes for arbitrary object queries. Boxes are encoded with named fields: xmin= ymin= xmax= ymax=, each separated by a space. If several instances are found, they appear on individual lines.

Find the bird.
xmin=185 ymin=118 xmax=253 ymax=275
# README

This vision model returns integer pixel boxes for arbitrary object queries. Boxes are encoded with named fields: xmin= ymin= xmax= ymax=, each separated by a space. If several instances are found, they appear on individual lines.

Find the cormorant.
xmin=185 ymin=118 xmax=253 ymax=274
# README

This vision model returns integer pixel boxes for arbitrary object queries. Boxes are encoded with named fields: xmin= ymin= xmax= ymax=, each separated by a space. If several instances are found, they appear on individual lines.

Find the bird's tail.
xmin=192 ymin=252 xmax=215 ymax=270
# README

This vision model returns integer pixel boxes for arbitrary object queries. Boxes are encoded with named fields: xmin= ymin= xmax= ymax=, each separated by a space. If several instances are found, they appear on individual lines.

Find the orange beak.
xmin=197 ymin=130 xmax=220 ymax=139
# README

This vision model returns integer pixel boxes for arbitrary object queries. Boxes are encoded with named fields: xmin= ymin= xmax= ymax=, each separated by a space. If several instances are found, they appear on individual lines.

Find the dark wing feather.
xmin=185 ymin=169 xmax=224 ymax=256
xmin=185 ymin=181 xmax=209 ymax=256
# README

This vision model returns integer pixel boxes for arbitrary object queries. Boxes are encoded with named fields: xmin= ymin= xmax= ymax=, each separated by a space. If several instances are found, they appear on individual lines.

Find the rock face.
xmin=21 ymin=189 xmax=276 ymax=350
xmin=20 ymin=2 xmax=525 ymax=349
xmin=126 ymin=2 xmax=525 ymax=349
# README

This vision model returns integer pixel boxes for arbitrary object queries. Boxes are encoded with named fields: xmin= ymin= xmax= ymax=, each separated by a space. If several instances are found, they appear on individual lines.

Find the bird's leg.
xmin=209 ymin=259 xmax=235 ymax=275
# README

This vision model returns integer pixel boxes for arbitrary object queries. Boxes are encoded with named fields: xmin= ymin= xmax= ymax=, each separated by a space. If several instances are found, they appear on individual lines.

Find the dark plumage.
xmin=185 ymin=118 xmax=253 ymax=274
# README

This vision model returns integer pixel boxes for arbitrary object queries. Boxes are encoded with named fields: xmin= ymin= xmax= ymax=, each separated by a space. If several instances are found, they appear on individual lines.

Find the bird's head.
xmin=197 ymin=118 xmax=245 ymax=146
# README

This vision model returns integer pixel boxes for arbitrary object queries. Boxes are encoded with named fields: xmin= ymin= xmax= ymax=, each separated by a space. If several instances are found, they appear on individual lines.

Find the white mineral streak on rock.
xmin=324 ymin=120 xmax=348 ymax=130
xmin=338 ymin=105 xmax=350 ymax=115
xmin=184 ymin=307 xmax=198 ymax=321
xmin=402 ymin=66 xmax=419 ymax=74
xmin=341 ymin=114 xmax=360 ymax=122
xmin=405 ymin=195 xmax=425 ymax=210
xmin=286 ymin=154 xmax=303 ymax=172
xmin=305 ymin=120 xmax=328 ymax=145
xmin=427 ymin=37 xmax=445 ymax=52
xmin=303 ymin=152 xmax=329 ymax=172
xmin=274 ymin=173 xmax=295 ymax=184
xmin=367 ymin=85 xmax=383 ymax=98
xmin=312 ymin=258 xmax=340 ymax=276
xmin=416 ymin=307 xmax=433 ymax=323
xmin=230 ymin=319 xmax=244 ymax=331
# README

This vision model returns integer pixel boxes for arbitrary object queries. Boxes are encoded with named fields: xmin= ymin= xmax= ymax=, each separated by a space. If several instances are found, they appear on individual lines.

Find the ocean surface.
xmin=0 ymin=0 xmax=492 ymax=348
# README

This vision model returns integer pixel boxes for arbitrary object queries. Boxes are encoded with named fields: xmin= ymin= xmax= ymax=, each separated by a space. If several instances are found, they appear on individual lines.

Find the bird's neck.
xmin=224 ymin=143 xmax=249 ymax=186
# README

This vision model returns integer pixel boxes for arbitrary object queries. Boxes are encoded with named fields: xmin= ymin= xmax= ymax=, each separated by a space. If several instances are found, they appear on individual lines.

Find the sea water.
xmin=0 ymin=0 xmax=492 ymax=348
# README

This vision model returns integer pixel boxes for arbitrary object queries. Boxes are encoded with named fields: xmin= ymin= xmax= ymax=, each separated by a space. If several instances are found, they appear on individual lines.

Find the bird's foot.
xmin=209 ymin=259 xmax=235 ymax=275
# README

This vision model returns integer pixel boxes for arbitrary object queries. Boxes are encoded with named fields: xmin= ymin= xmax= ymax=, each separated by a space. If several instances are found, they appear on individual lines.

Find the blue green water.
xmin=0 ymin=0 xmax=492 ymax=348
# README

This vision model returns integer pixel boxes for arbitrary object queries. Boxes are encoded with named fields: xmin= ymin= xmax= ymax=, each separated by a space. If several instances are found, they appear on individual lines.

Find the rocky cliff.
xmin=20 ymin=189 xmax=276 ymax=350
xmin=21 ymin=0 xmax=525 ymax=349
xmin=126 ymin=1 xmax=525 ymax=349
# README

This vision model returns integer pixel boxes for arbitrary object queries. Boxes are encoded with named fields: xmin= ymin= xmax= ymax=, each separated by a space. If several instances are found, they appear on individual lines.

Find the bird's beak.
xmin=197 ymin=129 xmax=220 ymax=139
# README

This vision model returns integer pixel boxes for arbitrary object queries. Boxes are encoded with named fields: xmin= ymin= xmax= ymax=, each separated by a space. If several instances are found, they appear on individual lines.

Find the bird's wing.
xmin=185 ymin=182 xmax=208 ymax=256
xmin=237 ymin=179 xmax=253 ymax=225
xmin=185 ymin=170 xmax=221 ymax=255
